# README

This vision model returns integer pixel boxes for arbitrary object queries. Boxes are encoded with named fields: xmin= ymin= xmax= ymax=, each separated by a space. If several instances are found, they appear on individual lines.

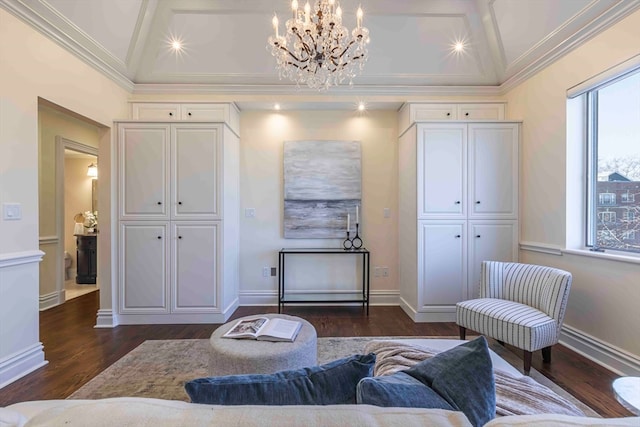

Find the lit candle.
xmin=347 ymin=213 xmax=350 ymax=232
xmin=356 ymin=205 xmax=359 ymax=224
xmin=291 ymin=0 xmax=298 ymax=19
xmin=356 ymin=5 xmax=363 ymax=28
xmin=272 ymin=14 xmax=279 ymax=38
xmin=304 ymin=1 xmax=311 ymax=23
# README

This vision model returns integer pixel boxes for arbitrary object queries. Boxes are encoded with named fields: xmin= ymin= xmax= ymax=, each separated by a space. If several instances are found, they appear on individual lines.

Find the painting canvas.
xmin=284 ymin=140 xmax=361 ymax=238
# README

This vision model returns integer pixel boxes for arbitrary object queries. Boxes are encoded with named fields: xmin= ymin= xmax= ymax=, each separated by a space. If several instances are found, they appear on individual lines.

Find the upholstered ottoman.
xmin=209 ymin=314 xmax=317 ymax=376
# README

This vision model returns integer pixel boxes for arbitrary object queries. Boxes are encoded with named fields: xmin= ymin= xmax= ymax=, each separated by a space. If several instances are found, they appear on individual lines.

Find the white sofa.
xmin=2 ymin=398 xmax=639 ymax=427
xmin=2 ymin=339 xmax=638 ymax=426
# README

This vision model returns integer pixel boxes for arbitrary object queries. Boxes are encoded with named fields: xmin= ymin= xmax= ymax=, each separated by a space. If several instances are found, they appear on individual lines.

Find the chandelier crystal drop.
xmin=267 ymin=0 xmax=370 ymax=91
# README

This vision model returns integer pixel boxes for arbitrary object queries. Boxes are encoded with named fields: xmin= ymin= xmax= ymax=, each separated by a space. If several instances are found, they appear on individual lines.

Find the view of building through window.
xmin=591 ymin=70 xmax=640 ymax=253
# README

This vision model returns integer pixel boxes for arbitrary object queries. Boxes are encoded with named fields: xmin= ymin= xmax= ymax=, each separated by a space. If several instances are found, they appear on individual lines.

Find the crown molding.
xmin=498 ymin=0 xmax=640 ymax=94
xmin=132 ymin=83 xmax=503 ymax=97
xmin=0 ymin=0 xmax=134 ymax=92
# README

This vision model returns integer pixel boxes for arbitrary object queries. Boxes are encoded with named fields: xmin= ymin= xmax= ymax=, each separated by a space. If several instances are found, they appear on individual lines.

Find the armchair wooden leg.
xmin=523 ymin=351 xmax=532 ymax=376
xmin=459 ymin=326 xmax=466 ymax=340
xmin=542 ymin=346 xmax=552 ymax=363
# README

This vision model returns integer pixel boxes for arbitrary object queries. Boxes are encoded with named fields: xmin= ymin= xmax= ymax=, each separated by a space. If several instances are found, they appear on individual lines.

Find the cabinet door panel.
xmin=172 ymin=125 xmax=222 ymax=220
xmin=468 ymin=124 xmax=518 ymax=219
xmin=414 ymin=104 xmax=457 ymax=120
xmin=418 ymin=221 xmax=466 ymax=307
xmin=119 ymin=124 xmax=170 ymax=219
xmin=172 ymin=222 xmax=220 ymax=312
xmin=132 ymin=103 xmax=180 ymax=120
xmin=468 ymin=221 xmax=518 ymax=298
xmin=418 ymin=124 xmax=467 ymax=218
xmin=457 ymin=104 xmax=505 ymax=120
xmin=181 ymin=104 xmax=227 ymax=121
xmin=120 ymin=223 xmax=169 ymax=313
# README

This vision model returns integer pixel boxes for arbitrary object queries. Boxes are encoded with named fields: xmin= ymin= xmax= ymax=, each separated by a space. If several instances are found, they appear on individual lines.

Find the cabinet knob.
xmin=465 ymin=112 xmax=469 ymax=116
xmin=188 ymin=112 xmax=192 ymax=116
xmin=157 ymin=201 xmax=162 ymax=205
xmin=446 ymin=112 xmax=451 ymax=117
xmin=169 ymin=112 xmax=173 ymax=116
xmin=476 ymin=235 xmax=481 ymax=238
xmin=455 ymin=235 xmax=461 ymax=238
xmin=157 ymin=236 xmax=162 ymax=239
xmin=178 ymin=236 xmax=182 ymax=239
xmin=178 ymin=201 xmax=182 ymax=205
xmin=455 ymin=201 xmax=461 ymax=204
xmin=476 ymin=201 xmax=481 ymax=204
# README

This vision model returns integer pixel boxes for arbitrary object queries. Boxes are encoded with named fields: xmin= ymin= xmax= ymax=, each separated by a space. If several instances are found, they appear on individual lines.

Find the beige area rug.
xmin=67 ymin=336 xmax=597 ymax=417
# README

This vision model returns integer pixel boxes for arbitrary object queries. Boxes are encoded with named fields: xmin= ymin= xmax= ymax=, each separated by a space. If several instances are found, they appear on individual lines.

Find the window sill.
xmin=563 ymin=248 xmax=640 ymax=265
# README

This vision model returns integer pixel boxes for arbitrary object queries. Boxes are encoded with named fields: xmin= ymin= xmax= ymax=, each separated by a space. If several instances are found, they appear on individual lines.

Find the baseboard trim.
xmin=238 ymin=290 xmax=400 ymax=306
xmin=560 ymin=324 xmax=640 ymax=376
xmin=399 ymin=297 xmax=456 ymax=322
xmin=39 ymin=291 xmax=63 ymax=311
xmin=95 ymin=309 xmax=117 ymax=328
xmin=0 ymin=343 xmax=48 ymax=389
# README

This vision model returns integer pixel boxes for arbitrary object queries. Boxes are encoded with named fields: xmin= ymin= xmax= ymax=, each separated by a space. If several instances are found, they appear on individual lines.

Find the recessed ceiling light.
xmin=358 ymin=102 xmax=366 ymax=111
xmin=168 ymin=36 xmax=184 ymax=52
xmin=454 ymin=41 xmax=464 ymax=52
xmin=274 ymin=103 xmax=281 ymax=110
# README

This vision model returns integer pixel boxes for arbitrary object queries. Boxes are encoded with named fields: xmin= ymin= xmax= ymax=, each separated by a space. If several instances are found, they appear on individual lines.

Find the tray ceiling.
xmin=2 ymin=0 xmax=640 ymax=95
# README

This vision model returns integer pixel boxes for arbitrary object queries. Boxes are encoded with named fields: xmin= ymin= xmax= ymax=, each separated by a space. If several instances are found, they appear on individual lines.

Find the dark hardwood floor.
xmin=0 ymin=291 xmax=634 ymax=418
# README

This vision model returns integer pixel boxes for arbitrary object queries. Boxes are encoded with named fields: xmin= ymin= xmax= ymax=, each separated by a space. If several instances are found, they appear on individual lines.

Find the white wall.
xmin=0 ymin=8 xmax=128 ymax=387
xmin=505 ymin=8 xmax=640 ymax=370
xmin=239 ymin=110 xmax=399 ymax=305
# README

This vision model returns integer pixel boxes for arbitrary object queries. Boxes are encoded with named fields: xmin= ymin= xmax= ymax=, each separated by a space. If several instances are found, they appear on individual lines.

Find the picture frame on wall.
xmin=283 ymin=140 xmax=361 ymax=238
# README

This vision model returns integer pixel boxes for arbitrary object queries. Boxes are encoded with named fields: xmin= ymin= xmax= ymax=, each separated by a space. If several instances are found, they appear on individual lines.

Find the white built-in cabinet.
xmin=398 ymin=106 xmax=519 ymax=322
xmin=116 ymin=104 xmax=240 ymax=324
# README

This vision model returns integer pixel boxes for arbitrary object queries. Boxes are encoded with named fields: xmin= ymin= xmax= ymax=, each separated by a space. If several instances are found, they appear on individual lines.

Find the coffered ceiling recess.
xmin=2 ymin=0 xmax=640 ymax=95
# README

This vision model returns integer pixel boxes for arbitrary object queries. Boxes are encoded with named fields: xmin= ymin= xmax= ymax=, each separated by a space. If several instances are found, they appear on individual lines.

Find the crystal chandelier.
xmin=267 ymin=0 xmax=370 ymax=90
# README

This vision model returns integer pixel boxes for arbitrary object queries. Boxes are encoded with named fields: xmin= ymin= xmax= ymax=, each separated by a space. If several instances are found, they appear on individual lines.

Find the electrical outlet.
xmin=245 ymin=208 xmax=256 ymax=218
xmin=374 ymin=267 xmax=381 ymax=277
xmin=262 ymin=267 xmax=269 ymax=277
xmin=270 ymin=267 xmax=277 ymax=277
xmin=382 ymin=267 xmax=389 ymax=277
xmin=383 ymin=208 xmax=390 ymax=218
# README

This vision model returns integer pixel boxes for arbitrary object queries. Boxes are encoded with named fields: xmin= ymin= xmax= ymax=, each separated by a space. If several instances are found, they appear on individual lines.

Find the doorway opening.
xmin=58 ymin=139 xmax=99 ymax=301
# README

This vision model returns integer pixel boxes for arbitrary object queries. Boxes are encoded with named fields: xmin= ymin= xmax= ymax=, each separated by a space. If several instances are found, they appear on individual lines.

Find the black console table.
xmin=75 ymin=234 xmax=97 ymax=284
xmin=278 ymin=248 xmax=370 ymax=315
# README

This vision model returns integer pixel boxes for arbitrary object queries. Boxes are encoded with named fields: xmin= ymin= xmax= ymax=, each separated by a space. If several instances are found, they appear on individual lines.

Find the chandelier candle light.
xmin=268 ymin=0 xmax=370 ymax=90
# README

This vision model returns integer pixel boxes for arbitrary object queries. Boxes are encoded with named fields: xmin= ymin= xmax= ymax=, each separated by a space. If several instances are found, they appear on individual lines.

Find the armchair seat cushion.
xmin=456 ymin=298 xmax=557 ymax=352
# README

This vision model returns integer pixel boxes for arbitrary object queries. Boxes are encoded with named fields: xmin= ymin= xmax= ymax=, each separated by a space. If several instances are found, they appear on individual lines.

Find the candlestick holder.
xmin=343 ymin=231 xmax=353 ymax=250
xmin=352 ymin=223 xmax=363 ymax=249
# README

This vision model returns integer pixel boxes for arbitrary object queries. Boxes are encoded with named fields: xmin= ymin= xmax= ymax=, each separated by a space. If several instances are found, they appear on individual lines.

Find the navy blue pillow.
xmin=356 ymin=337 xmax=495 ymax=427
xmin=185 ymin=353 xmax=376 ymax=405
xmin=356 ymin=370 xmax=455 ymax=410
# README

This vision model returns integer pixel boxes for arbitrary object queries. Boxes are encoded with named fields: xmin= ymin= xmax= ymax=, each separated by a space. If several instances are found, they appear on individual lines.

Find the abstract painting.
xmin=284 ymin=140 xmax=361 ymax=238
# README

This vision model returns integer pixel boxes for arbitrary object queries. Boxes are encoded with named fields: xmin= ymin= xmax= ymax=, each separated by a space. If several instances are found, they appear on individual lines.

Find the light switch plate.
xmin=245 ymin=208 xmax=256 ymax=218
xmin=3 ymin=203 xmax=22 ymax=220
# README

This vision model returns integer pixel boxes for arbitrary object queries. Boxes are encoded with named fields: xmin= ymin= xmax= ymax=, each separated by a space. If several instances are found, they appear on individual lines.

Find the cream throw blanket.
xmin=363 ymin=340 xmax=585 ymax=417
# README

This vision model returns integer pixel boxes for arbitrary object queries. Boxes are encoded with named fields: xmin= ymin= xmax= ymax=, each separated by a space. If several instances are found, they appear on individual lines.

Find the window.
xmin=598 ymin=193 xmax=616 ymax=205
xmin=598 ymin=211 xmax=616 ymax=222
xmin=621 ymin=192 xmax=635 ymax=203
xmin=586 ymin=69 xmax=640 ymax=253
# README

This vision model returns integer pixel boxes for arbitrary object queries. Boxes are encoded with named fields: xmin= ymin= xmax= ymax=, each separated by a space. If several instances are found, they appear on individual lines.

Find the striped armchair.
xmin=456 ymin=261 xmax=572 ymax=375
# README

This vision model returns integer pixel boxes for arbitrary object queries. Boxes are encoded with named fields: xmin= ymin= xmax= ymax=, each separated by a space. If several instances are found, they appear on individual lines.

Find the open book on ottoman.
xmin=222 ymin=317 xmax=303 ymax=342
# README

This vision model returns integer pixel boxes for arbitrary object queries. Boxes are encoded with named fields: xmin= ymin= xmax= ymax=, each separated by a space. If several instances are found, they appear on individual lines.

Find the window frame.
xmin=585 ymin=69 xmax=640 ymax=255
